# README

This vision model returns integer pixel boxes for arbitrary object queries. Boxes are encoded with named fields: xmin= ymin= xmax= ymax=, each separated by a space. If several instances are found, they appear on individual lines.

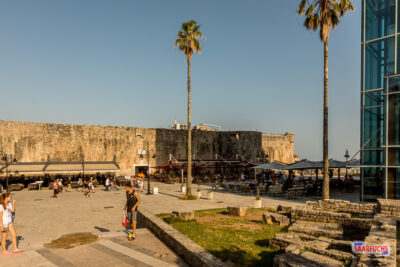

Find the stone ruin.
xmin=266 ymin=199 xmax=400 ymax=267
xmin=227 ymin=206 xmax=247 ymax=217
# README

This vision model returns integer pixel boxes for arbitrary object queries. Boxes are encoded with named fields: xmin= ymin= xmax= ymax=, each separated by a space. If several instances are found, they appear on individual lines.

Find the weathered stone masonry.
xmin=0 ymin=121 xmax=294 ymax=175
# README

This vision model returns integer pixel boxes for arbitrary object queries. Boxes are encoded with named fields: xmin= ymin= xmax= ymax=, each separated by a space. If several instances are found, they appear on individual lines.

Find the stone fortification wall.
xmin=0 ymin=121 xmax=294 ymax=175
xmin=262 ymin=132 xmax=294 ymax=163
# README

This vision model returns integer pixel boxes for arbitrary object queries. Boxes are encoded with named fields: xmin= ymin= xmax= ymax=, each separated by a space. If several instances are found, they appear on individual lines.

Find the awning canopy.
xmin=252 ymin=159 xmax=360 ymax=171
xmin=284 ymin=160 xmax=322 ymax=170
xmin=168 ymin=158 xmax=256 ymax=169
xmin=0 ymin=160 xmax=120 ymax=175
xmin=252 ymin=162 xmax=287 ymax=170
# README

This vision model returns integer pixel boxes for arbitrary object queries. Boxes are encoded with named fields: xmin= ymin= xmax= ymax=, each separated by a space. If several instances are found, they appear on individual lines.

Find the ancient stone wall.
xmin=305 ymin=200 xmax=376 ymax=214
xmin=262 ymin=132 xmax=294 ymax=163
xmin=0 ymin=121 xmax=294 ymax=174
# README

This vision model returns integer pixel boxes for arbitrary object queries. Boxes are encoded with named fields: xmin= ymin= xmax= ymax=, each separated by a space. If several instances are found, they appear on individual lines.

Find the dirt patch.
xmin=44 ymin=232 xmax=98 ymax=249
xmin=222 ymin=223 xmax=264 ymax=231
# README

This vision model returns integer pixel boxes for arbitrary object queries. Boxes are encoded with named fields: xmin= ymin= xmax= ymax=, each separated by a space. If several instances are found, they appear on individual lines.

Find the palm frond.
xmin=297 ymin=0 xmax=307 ymax=15
xmin=174 ymin=19 xmax=203 ymax=59
xmin=297 ymin=0 xmax=354 ymax=42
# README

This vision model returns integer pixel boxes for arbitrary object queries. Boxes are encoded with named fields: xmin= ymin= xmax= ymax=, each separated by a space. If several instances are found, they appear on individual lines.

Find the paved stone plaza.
xmin=0 ymin=181 xmax=359 ymax=266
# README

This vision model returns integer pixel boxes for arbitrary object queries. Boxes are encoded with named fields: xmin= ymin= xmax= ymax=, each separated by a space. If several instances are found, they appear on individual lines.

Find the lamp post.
xmin=139 ymin=142 xmax=157 ymax=195
xmin=344 ymin=149 xmax=350 ymax=179
xmin=0 ymin=152 xmax=16 ymax=192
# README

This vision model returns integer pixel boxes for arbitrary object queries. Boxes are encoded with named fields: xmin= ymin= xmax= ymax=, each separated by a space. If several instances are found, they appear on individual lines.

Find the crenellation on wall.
xmin=0 ymin=121 xmax=295 ymax=174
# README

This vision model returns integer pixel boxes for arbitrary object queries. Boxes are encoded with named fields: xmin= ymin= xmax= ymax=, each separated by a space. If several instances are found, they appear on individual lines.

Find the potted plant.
xmin=207 ymin=190 xmax=214 ymax=200
xmin=181 ymin=183 xmax=186 ymax=193
xmin=254 ymin=194 xmax=262 ymax=208
xmin=196 ymin=188 xmax=202 ymax=198
xmin=195 ymin=178 xmax=202 ymax=198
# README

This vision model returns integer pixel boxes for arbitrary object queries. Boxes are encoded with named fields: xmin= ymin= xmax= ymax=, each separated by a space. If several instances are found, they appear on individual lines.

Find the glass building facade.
xmin=361 ymin=0 xmax=400 ymax=201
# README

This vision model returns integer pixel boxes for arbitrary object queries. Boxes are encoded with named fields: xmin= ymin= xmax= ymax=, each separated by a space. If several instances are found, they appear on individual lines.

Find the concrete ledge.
xmin=137 ymin=208 xmax=227 ymax=267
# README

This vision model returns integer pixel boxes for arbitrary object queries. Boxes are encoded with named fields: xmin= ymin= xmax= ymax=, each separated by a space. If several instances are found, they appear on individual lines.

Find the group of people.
xmin=104 ymin=177 xmax=119 ymax=191
xmin=51 ymin=177 xmax=96 ymax=198
xmin=0 ymin=175 xmax=143 ymax=257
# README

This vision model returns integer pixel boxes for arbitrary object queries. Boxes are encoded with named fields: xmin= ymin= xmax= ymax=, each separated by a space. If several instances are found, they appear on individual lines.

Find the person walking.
xmin=77 ymin=178 xmax=83 ymax=192
xmin=138 ymin=178 xmax=144 ymax=193
xmin=0 ymin=193 xmax=23 ymax=255
xmin=87 ymin=178 xmax=94 ymax=198
xmin=67 ymin=177 xmax=72 ymax=192
xmin=51 ymin=180 xmax=59 ymax=199
xmin=105 ymin=177 xmax=110 ymax=191
xmin=58 ymin=179 xmax=63 ymax=193
xmin=124 ymin=184 xmax=140 ymax=241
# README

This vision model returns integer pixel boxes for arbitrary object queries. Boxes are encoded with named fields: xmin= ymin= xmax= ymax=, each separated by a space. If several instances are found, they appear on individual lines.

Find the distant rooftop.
xmin=170 ymin=120 xmax=221 ymax=131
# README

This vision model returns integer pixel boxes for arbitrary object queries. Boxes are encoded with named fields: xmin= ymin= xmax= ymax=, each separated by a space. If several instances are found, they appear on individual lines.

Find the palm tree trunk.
xmin=187 ymin=59 xmax=192 ymax=196
xmin=322 ymin=40 xmax=329 ymax=200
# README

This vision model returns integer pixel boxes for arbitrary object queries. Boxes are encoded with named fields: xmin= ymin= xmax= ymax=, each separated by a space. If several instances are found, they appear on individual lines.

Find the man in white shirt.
xmin=105 ymin=178 xmax=110 ymax=191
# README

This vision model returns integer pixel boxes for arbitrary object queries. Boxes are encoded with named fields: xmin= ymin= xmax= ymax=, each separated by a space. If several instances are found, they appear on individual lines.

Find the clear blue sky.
xmin=0 ymin=1 xmax=361 ymax=161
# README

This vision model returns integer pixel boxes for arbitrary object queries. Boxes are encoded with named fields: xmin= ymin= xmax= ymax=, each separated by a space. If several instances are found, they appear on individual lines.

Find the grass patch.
xmin=179 ymin=194 xmax=198 ymax=200
xmin=158 ymin=208 xmax=286 ymax=266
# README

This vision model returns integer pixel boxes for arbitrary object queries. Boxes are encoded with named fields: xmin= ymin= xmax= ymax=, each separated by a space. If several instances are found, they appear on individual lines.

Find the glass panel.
xmin=365 ymin=37 xmax=395 ymax=90
xmin=388 ymin=148 xmax=400 ymax=165
xmin=364 ymin=90 xmax=383 ymax=106
xmin=388 ymin=94 xmax=400 ymax=145
xmin=362 ymin=149 xmax=384 ymax=165
xmin=366 ymin=0 xmax=395 ymax=41
xmin=363 ymin=106 xmax=384 ymax=148
xmin=388 ymin=75 xmax=400 ymax=93
xmin=362 ymin=167 xmax=385 ymax=201
xmin=388 ymin=168 xmax=400 ymax=199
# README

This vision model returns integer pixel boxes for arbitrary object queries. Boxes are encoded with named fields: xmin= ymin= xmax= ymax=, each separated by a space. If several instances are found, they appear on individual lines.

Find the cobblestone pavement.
xmin=0 ymin=181 xmax=358 ymax=265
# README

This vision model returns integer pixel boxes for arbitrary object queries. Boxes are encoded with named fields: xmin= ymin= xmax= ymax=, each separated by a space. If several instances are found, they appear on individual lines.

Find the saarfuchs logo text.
xmin=352 ymin=242 xmax=390 ymax=256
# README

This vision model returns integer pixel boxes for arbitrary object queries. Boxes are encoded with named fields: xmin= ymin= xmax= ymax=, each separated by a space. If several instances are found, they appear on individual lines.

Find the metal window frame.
xmin=361 ymin=0 xmax=400 ymax=201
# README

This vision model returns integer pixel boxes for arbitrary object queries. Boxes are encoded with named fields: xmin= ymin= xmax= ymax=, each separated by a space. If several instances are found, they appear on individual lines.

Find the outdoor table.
xmin=28 ymin=181 xmax=44 ymax=190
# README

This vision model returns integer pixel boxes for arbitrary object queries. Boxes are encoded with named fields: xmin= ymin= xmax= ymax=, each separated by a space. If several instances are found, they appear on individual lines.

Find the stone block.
xmin=288 ymin=220 xmax=343 ymax=239
xmin=263 ymin=211 xmax=290 ymax=226
xmin=300 ymin=251 xmax=344 ymax=267
xmin=277 ymin=205 xmax=292 ymax=213
xmin=285 ymin=244 xmax=302 ymax=254
xmin=227 ymin=206 xmax=247 ymax=217
xmin=171 ymin=210 xmax=195 ymax=221
xmin=273 ymin=252 xmax=328 ymax=267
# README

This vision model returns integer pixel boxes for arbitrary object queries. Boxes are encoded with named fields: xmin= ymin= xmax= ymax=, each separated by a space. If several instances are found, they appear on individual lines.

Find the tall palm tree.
xmin=297 ymin=0 xmax=353 ymax=199
xmin=175 ymin=20 xmax=203 ymax=196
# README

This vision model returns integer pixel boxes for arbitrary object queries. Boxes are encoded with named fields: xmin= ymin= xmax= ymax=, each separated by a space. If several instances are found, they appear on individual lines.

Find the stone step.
xmin=289 ymin=220 xmax=343 ymax=239
xmin=274 ymin=252 xmax=326 ymax=267
xmin=300 ymin=251 xmax=344 ymax=267
xmin=270 ymin=233 xmax=354 ymax=264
